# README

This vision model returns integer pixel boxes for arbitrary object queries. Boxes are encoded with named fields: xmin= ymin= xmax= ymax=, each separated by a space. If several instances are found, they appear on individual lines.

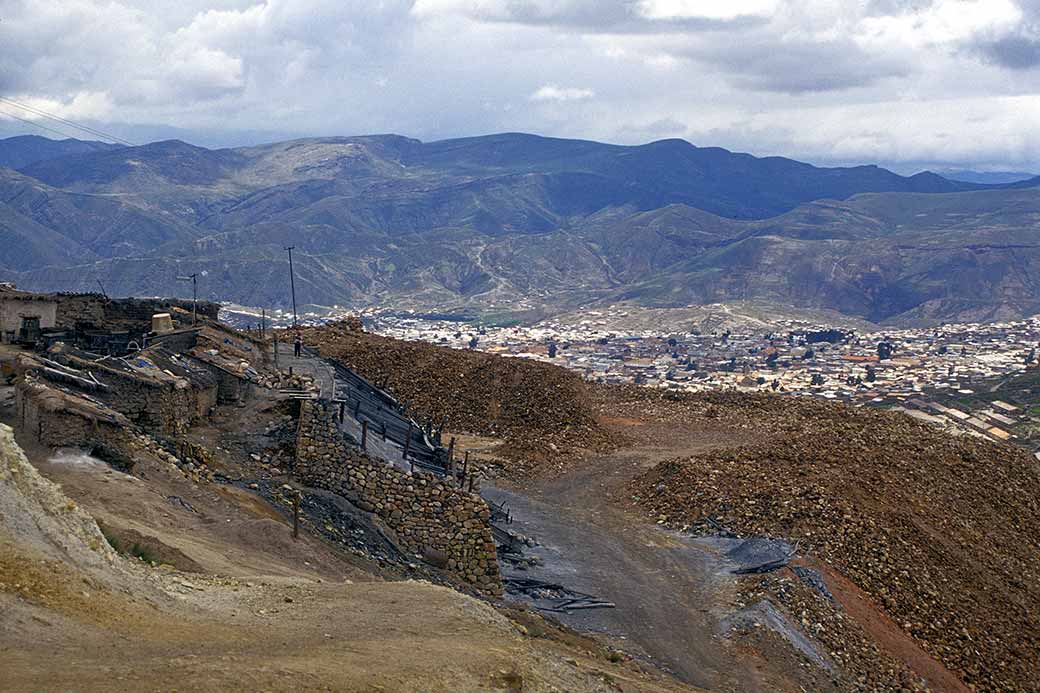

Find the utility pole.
xmin=285 ymin=246 xmax=298 ymax=329
xmin=176 ymin=273 xmax=198 ymax=325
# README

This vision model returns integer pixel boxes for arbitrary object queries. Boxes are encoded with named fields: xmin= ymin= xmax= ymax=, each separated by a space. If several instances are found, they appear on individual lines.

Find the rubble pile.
xmin=303 ymin=322 xmax=616 ymax=466
xmin=741 ymin=572 xmax=929 ymax=691
xmin=132 ymin=433 xmax=215 ymax=484
xmin=628 ymin=395 xmax=1040 ymax=692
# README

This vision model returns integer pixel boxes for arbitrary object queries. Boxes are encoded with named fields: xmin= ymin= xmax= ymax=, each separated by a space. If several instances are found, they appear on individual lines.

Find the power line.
xmin=0 ymin=106 xmax=85 ymax=141
xmin=0 ymin=96 xmax=135 ymax=146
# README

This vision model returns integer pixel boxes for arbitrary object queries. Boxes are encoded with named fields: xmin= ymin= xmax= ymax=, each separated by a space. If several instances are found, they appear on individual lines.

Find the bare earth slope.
xmin=624 ymin=392 xmax=1040 ymax=692
xmin=0 ymin=421 xmax=697 ymax=693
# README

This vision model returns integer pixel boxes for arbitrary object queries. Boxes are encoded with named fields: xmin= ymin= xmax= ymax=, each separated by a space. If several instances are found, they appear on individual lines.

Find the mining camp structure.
xmin=0 ymin=286 xmax=501 ymax=592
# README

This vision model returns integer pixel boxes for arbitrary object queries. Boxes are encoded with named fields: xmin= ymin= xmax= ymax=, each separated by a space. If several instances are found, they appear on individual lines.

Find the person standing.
xmin=293 ymin=332 xmax=302 ymax=358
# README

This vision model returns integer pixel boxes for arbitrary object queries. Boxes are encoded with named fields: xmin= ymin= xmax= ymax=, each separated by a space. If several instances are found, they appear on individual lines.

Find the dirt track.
xmin=483 ymin=422 xmax=816 ymax=693
xmin=0 ymin=388 xmax=701 ymax=693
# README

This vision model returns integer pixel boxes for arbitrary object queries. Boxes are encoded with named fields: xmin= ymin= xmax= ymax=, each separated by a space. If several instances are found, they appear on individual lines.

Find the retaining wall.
xmin=294 ymin=400 xmax=501 ymax=593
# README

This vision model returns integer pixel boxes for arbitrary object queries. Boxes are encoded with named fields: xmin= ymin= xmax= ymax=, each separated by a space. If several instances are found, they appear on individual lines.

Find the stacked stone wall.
xmin=54 ymin=294 xmax=221 ymax=328
xmin=54 ymin=294 xmax=106 ymax=327
xmin=193 ymin=362 xmax=250 ymax=404
xmin=14 ymin=381 xmax=134 ymax=453
xmin=92 ymin=370 xmax=216 ymax=435
xmin=295 ymin=400 xmax=501 ymax=593
xmin=106 ymin=297 xmax=220 ymax=323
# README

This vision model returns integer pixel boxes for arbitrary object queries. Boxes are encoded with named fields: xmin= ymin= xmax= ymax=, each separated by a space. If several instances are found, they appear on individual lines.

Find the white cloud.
xmin=858 ymin=0 xmax=1022 ymax=47
xmin=530 ymin=84 xmax=596 ymax=102
xmin=636 ymin=0 xmax=779 ymax=21
xmin=3 ymin=0 xmax=1040 ymax=169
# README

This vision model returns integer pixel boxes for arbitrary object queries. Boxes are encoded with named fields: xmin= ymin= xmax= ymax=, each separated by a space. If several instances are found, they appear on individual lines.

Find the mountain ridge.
xmin=3 ymin=132 xmax=1040 ymax=325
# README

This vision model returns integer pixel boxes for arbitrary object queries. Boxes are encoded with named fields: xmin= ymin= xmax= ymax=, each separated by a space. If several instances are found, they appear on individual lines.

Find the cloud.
xmin=858 ymin=0 xmax=1022 ymax=47
xmin=957 ymin=1 xmax=1040 ymax=69
xmin=530 ymin=84 xmax=596 ymax=102
xmin=2 ymin=0 xmax=1040 ymax=170
xmin=411 ymin=0 xmax=770 ymax=30
xmin=635 ymin=0 xmax=779 ymax=22
xmin=975 ymin=31 xmax=1040 ymax=68
xmin=697 ymin=38 xmax=910 ymax=93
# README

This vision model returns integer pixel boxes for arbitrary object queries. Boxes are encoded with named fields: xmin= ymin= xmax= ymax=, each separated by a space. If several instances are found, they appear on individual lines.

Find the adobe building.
xmin=0 ymin=284 xmax=58 ymax=344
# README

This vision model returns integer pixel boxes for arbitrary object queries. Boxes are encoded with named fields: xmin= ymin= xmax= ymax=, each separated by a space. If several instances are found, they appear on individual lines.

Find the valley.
xmin=3 ymin=133 xmax=1040 ymax=325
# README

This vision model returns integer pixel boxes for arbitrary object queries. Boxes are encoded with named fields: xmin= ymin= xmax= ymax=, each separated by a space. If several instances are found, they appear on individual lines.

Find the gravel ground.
xmin=625 ymin=392 xmax=1040 ymax=692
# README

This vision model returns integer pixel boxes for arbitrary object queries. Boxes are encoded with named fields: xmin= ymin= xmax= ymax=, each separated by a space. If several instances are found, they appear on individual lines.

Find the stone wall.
xmin=294 ymin=400 xmax=501 ymax=593
xmin=54 ymin=293 xmax=106 ymax=327
xmin=106 ymin=297 xmax=221 ymax=324
xmin=148 ymin=329 xmax=200 ymax=354
xmin=54 ymin=294 xmax=221 ymax=328
xmin=193 ymin=362 xmax=251 ymax=405
xmin=105 ymin=373 xmax=217 ymax=435
xmin=14 ymin=379 xmax=135 ymax=455
xmin=57 ymin=356 xmax=218 ymax=436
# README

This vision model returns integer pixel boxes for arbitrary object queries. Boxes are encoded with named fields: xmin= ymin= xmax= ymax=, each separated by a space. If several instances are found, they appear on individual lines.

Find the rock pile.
xmin=132 ymin=433 xmax=215 ymax=484
xmin=302 ymin=321 xmax=617 ymax=470
xmin=627 ymin=394 xmax=1040 ymax=692
xmin=742 ymin=571 xmax=930 ymax=691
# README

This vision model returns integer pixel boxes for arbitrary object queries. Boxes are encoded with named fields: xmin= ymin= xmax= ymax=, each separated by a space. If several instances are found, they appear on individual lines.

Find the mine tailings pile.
xmin=302 ymin=320 xmax=618 ymax=472
xmin=628 ymin=393 xmax=1040 ymax=692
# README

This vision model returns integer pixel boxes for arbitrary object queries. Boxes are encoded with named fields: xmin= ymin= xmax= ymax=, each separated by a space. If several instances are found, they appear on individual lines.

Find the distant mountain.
xmin=3 ymin=133 xmax=1040 ymax=325
xmin=0 ymin=135 xmax=122 ymax=170
xmin=938 ymin=169 xmax=1039 ymax=185
xmin=18 ymin=133 xmax=984 ymax=222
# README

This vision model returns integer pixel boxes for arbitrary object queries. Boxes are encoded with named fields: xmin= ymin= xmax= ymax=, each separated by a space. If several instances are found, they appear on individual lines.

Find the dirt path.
xmin=0 ymin=398 xmax=702 ymax=693
xmin=485 ymin=424 xmax=804 ymax=692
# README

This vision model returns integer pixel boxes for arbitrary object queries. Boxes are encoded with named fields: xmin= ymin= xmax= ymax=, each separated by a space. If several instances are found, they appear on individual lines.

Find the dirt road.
xmin=485 ymin=426 xmax=806 ymax=693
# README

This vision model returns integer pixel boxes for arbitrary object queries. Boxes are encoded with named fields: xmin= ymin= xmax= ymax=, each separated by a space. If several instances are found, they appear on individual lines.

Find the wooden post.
xmin=447 ymin=436 xmax=456 ymax=479
xmin=338 ymin=401 xmax=345 ymax=422
xmin=462 ymin=450 xmax=470 ymax=485
xmin=403 ymin=423 xmax=412 ymax=460
xmin=354 ymin=399 xmax=361 ymax=418
xmin=361 ymin=420 xmax=368 ymax=450
xmin=292 ymin=491 xmax=301 ymax=540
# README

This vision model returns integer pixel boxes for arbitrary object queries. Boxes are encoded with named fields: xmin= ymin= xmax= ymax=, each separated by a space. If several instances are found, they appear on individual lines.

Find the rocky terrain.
xmin=4 ymin=133 xmax=1040 ymax=324
xmin=0 ymin=405 xmax=695 ymax=692
xmin=624 ymin=392 xmax=1040 ymax=692
xmin=308 ymin=319 xmax=1040 ymax=687
xmin=301 ymin=320 xmax=1040 ymax=689
xmin=6 ymin=303 xmax=1040 ymax=691
xmin=304 ymin=320 xmax=618 ymax=470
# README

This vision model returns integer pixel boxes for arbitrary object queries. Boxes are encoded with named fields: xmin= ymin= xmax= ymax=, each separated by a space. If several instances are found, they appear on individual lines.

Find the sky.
xmin=2 ymin=0 xmax=1040 ymax=171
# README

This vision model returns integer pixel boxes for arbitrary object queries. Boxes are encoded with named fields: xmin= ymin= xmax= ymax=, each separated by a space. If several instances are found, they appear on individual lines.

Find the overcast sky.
xmin=2 ymin=0 xmax=1040 ymax=171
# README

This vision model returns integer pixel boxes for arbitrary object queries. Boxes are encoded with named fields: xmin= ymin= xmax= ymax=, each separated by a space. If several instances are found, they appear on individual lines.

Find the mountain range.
xmin=2 ymin=132 xmax=1040 ymax=325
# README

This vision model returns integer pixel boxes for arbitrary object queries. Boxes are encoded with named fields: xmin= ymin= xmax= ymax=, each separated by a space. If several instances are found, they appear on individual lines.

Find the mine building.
xmin=0 ymin=284 xmax=58 ymax=345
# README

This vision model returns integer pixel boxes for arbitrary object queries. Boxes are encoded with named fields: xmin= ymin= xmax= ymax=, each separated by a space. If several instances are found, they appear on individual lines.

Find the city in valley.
xmin=224 ymin=302 xmax=1040 ymax=451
